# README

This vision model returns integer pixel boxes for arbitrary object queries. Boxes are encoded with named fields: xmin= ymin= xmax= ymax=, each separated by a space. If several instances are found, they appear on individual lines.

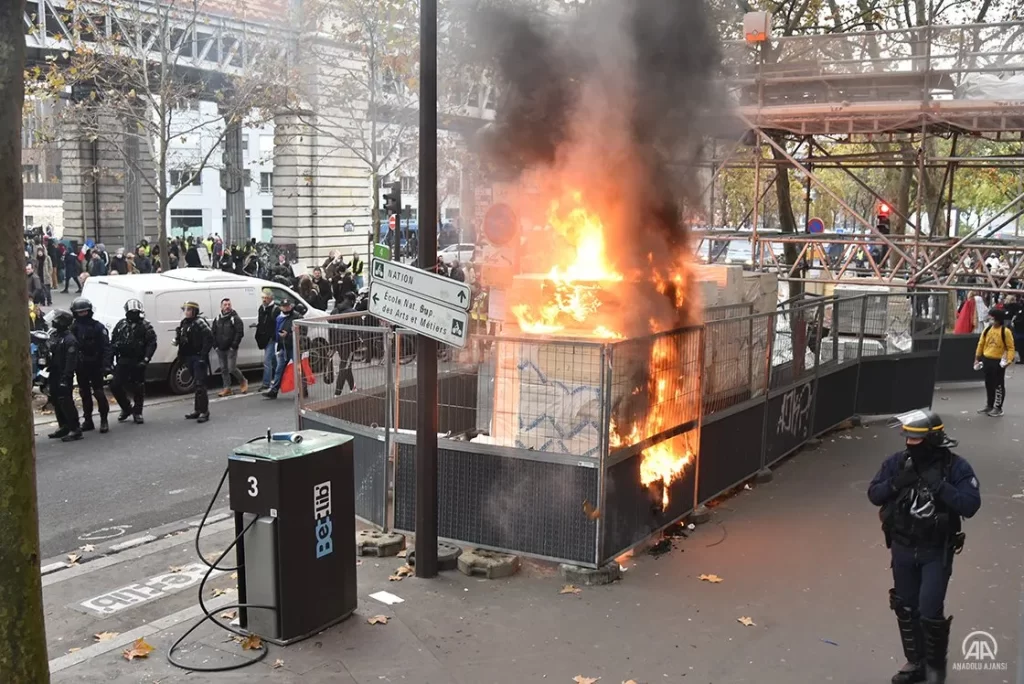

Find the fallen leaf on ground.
xmin=122 ymin=638 xmax=154 ymax=661
xmin=698 ymin=574 xmax=724 ymax=583
xmin=239 ymin=634 xmax=262 ymax=650
xmin=559 ymin=584 xmax=581 ymax=595
xmin=94 ymin=631 xmax=119 ymax=642
xmin=67 ymin=553 xmax=81 ymax=565
xmin=169 ymin=565 xmax=185 ymax=573
xmin=737 ymin=616 xmax=756 ymax=627
xmin=230 ymin=572 xmax=238 ymax=580
xmin=219 ymin=610 xmax=237 ymax=620
xmin=397 ymin=549 xmax=408 ymax=558
xmin=389 ymin=565 xmax=413 ymax=581
xmin=574 ymin=676 xmax=600 ymax=684
xmin=367 ymin=615 xmax=389 ymax=625
xmin=211 ymin=587 xmax=233 ymax=597
xmin=272 ymin=658 xmax=285 ymax=669
xmin=68 ymin=647 xmax=81 ymax=653
xmin=80 ymin=544 xmax=95 ymax=553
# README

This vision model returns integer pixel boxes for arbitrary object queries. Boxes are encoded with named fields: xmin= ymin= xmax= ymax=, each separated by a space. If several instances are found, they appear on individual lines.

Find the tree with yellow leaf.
xmin=27 ymin=0 xmax=286 ymax=262
xmin=0 ymin=1 xmax=49 ymax=681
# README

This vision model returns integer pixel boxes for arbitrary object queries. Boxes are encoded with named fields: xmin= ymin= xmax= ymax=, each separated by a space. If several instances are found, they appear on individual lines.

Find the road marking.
xmin=40 ymin=562 xmax=68 ymax=575
xmin=43 ymin=519 xmax=235 ymax=587
xmin=49 ymin=594 xmax=234 ymax=673
xmin=78 ymin=525 xmax=132 ymax=542
xmin=78 ymin=562 xmax=225 ymax=616
xmin=109 ymin=535 xmax=156 ymax=551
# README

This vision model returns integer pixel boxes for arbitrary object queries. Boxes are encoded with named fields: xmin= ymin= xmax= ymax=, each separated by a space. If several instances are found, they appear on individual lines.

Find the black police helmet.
xmin=125 ymin=298 xmax=144 ymax=317
xmin=71 ymin=297 xmax=93 ymax=315
xmin=51 ymin=309 xmax=74 ymax=330
xmin=891 ymin=408 xmax=957 ymax=448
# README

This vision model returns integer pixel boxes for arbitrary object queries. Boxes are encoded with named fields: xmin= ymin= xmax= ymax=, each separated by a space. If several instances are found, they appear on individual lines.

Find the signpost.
xmin=368 ymin=283 xmax=468 ymax=348
xmin=370 ymin=257 xmax=470 ymax=311
xmin=373 ymin=243 xmax=392 ymax=260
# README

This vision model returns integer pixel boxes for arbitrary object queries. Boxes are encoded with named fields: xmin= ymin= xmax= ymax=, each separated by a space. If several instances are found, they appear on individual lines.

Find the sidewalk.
xmin=45 ymin=379 xmax=1023 ymax=683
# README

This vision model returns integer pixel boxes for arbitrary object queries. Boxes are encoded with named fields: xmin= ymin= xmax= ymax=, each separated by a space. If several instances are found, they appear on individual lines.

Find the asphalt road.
xmin=34 ymin=391 xmax=295 ymax=558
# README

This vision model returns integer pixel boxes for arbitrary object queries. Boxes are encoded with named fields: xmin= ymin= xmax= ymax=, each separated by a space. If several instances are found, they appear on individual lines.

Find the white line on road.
xmin=40 ymin=562 xmax=68 ymax=575
xmin=48 ymin=594 xmax=234 ymax=673
xmin=109 ymin=535 xmax=156 ymax=551
xmin=188 ymin=511 xmax=230 ymax=527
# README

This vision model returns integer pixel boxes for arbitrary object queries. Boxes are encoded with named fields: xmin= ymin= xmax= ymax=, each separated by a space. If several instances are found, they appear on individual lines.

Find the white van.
xmin=81 ymin=270 xmax=328 ymax=394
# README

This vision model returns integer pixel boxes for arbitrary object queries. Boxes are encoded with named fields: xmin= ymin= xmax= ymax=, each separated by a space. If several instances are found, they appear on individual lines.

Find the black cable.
xmin=167 ymin=440 xmax=278 ymax=673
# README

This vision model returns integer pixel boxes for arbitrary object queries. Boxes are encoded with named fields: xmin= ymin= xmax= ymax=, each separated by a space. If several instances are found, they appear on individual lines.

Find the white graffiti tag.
xmin=777 ymin=383 xmax=813 ymax=438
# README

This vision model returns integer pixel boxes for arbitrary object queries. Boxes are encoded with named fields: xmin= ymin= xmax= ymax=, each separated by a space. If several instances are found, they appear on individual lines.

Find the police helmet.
xmin=51 ymin=309 xmax=74 ymax=330
xmin=181 ymin=300 xmax=201 ymax=316
xmin=279 ymin=297 xmax=294 ymax=308
xmin=125 ymin=299 xmax=144 ymax=317
xmin=891 ymin=408 xmax=957 ymax=448
xmin=71 ymin=297 xmax=93 ymax=316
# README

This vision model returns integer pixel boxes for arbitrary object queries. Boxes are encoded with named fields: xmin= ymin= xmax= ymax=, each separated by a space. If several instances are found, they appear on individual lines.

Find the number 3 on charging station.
xmin=247 ymin=476 xmax=259 ymax=497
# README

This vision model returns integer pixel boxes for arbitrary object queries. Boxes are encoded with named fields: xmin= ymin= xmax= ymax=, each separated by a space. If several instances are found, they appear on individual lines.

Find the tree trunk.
xmin=371 ymin=170 xmax=380 ymax=235
xmin=771 ymin=134 xmax=803 ymax=298
xmin=158 ymin=199 xmax=169 ymax=274
xmin=0 ymin=0 xmax=50 ymax=679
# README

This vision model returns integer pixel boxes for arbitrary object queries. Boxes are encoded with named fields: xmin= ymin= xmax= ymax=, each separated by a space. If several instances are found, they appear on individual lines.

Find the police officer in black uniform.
xmin=868 ymin=409 xmax=981 ymax=684
xmin=174 ymin=301 xmax=214 ymax=423
xmin=70 ymin=297 xmax=112 ymax=433
xmin=110 ymin=299 xmax=158 ymax=424
xmin=46 ymin=310 xmax=83 ymax=442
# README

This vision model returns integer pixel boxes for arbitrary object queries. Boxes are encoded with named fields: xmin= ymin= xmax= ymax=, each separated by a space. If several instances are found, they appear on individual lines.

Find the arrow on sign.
xmin=458 ymin=291 xmax=467 ymax=304
xmin=372 ymin=293 xmax=380 ymax=305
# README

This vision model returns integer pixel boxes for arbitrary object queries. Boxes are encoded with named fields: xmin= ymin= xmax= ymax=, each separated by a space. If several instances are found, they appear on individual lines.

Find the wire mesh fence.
xmin=702 ymin=311 xmax=774 ymax=414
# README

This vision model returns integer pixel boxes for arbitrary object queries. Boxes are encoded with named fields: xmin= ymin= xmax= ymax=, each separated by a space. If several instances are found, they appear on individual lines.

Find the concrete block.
xmin=690 ymin=504 xmax=712 ymax=525
xmin=457 ymin=549 xmax=521 ymax=579
xmin=558 ymin=561 xmax=622 ymax=586
xmin=356 ymin=530 xmax=405 ymax=557
xmin=407 ymin=541 xmax=462 ymax=572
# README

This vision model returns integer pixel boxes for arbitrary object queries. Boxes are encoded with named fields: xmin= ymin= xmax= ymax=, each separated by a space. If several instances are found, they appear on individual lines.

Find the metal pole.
xmin=915 ymin=190 xmax=1024 ymax=278
xmin=414 ymin=0 xmax=439 ymax=579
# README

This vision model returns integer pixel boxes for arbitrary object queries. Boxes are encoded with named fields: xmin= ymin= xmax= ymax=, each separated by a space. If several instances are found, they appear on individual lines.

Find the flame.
xmin=511 ymin=190 xmax=698 ymax=510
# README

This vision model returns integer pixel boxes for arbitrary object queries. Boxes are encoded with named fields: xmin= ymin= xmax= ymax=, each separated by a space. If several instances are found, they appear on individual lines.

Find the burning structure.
xmin=472 ymin=0 xmax=726 ymax=509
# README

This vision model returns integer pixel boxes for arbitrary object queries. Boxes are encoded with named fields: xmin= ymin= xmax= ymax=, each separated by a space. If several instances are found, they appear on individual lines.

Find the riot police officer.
xmin=868 ymin=409 xmax=981 ymax=684
xmin=110 ymin=299 xmax=157 ymax=424
xmin=70 ymin=297 xmax=112 ymax=433
xmin=47 ymin=310 xmax=82 ymax=442
xmin=174 ymin=301 xmax=214 ymax=423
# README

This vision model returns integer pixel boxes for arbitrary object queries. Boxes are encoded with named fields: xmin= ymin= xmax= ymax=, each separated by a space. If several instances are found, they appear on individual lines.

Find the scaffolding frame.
xmin=704 ymin=20 xmax=1024 ymax=294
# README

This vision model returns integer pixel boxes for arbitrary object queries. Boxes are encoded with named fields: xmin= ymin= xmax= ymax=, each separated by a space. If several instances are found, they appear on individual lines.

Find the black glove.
xmin=137 ymin=360 xmax=148 ymax=370
xmin=891 ymin=468 xmax=919 ymax=491
xmin=919 ymin=467 xmax=943 ymax=492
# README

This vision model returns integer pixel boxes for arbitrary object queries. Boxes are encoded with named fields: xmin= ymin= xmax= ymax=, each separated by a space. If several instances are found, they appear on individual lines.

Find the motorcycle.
xmin=31 ymin=329 xmax=51 ymax=395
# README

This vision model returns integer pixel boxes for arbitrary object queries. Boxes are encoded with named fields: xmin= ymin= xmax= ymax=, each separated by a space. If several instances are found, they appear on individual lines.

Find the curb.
xmin=40 ymin=508 xmax=233 ymax=576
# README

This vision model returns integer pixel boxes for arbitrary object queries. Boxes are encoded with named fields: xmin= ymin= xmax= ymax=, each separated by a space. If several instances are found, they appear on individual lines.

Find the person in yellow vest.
xmin=975 ymin=307 xmax=1015 ymax=417
xmin=350 ymin=251 xmax=365 ymax=289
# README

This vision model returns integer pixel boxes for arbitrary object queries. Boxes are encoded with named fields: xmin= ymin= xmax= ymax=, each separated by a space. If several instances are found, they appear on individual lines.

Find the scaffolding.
xmin=704 ymin=21 xmax=1024 ymax=294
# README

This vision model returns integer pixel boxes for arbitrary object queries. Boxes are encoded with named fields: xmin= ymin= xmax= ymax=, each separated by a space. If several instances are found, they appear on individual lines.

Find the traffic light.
xmin=383 ymin=181 xmax=402 ymax=220
xmin=876 ymin=202 xmax=891 ymax=234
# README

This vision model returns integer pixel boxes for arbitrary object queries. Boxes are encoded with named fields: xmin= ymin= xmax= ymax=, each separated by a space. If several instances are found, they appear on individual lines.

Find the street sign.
xmin=483 ymin=203 xmax=519 ymax=246
xmin=368 ymin=282 xmax=468 ymax=348
xmin=373 ymin=243 xmax=391 ymax=260
xmin=388 ymin=214 xmax=397 ymax=230
xmin=343 ymin=220 xmax=354 ymax=233
xmin=369 ymin=257 xmax=471 ymax=311
xmin=807 ymin=217 xmax=825 ymax=234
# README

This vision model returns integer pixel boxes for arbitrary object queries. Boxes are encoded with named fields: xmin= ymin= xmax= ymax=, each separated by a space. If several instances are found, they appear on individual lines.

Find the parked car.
xmin=437 ymin=243 xmax=476 ymax=266
xmin=81 ymin=269 xmax=328 ymax=394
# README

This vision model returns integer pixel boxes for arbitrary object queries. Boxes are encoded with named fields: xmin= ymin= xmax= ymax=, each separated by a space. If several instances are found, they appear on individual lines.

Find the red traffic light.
xmin=877 ymin=203 xmax=890 ymax=217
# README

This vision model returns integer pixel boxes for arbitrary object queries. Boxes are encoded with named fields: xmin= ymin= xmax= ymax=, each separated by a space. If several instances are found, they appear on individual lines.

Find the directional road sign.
xmin=369 ymin=257 xmax=471 ymax=311
xmin=368 ymin=282 xmax=468 ymax=348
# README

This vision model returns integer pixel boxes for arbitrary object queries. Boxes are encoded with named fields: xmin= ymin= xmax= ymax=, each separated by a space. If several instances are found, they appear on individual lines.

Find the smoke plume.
xmin=472 ymin=0 xmax=725 ymax=334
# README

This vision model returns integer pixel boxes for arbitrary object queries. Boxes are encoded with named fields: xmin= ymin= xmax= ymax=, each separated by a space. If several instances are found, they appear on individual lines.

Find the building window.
xmin=242 ymin=134 xmax=249 ymax=164
xmin=259 ymin=172 xmax=273 ymax=193
xmin=54 ymin=164 xmax=62 ymax=182
xmin=401 ymin=176 xmax=417 ymax=193
xmin=170 ymin=168 xmax=201 ymax=188
xmin=220 ymin=209 xmax=252 ymax=237
xmin=445 ymin=176 xmax=459 ymax=194
xmin=22 ymin=164 xmax=41 ymax=184
xmin=170 ymin=209 xmax=204 ymax=238
xmin=399 ymin=143 xmax=415 ymax=160
xmin=262 ymin=209 xmax=273 ymax=242
xmin=25 ymin=215 xmax=34 ymax=227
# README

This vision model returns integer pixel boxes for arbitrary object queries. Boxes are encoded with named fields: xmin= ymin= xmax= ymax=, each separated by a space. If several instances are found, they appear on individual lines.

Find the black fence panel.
xmin=763 ymin=379 xmax=817 ymax=466
xmin=298 ymin=417 xmax=386 ymax=526
xmin=396 ymin=371 xmax=478 ymax=434
xmin=914 ymin=334 xmax=978 ymax=383
xmin=394 ymin=442 xmax=600 ymax=565
xmin=697 ymin=402 xmax=765 ymax=503
xmin=813 ymin=365 xmax=859 ymax=435
xmin=856 ymin=357 xmax=938 ymax=415
xmin=601 ymin=441 xmax=697 ymax=564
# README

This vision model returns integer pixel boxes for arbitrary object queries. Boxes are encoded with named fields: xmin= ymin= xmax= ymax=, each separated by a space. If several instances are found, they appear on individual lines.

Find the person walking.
xmin=109 ymin=299 xmax=157 ymax=424
xmin=26 ymin=263 xmax=44 ymax=306
xmin=35 ymin=244 xmax=53 ymax=305
xmin=62 ymin=246 xmax=82 ymax=293
xmin=868 ymin=409 xmax=980 ymax=684
xmin=350 ymin=250 xmax=365 ymax=289
xmin=263 ymin=297 xmax=300 ymax=400
xmin=70 ymin=298 xmax=112 ymax=433
xmin=175 ymin=301 xmax=214 ymax=423
xmin=975 ymin=307 xmax=1014 ymax=416
xmin=46 ymin=310 xmax=83 ymax=442
xmin=252 ymin=289 xmax=279 ymax=391
xmin=211 ymin=298 xmax=247 ymax=396
xmin=331 ymin=292 xmax=358 ymax=395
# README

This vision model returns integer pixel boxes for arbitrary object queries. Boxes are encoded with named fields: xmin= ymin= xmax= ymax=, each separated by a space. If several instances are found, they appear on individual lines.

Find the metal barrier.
xmin=295 ymin=291 xmax=948 ymax=567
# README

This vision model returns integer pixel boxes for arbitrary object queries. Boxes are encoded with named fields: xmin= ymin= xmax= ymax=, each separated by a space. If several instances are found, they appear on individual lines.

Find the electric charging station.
xmin=227 ymin=430 xmax=357 ymax=645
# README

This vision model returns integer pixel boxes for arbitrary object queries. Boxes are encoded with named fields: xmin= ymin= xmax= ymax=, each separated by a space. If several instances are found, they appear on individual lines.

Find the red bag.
xmin=280 ymin=357 xmax=315 ymax=394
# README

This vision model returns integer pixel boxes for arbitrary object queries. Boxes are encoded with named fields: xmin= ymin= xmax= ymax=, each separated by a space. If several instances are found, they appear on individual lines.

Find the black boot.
xmin=61 ymin=430 xmax=83 ymax=442
xmin=99 ymin=416 xmax=109 ymax=434
xmin=81 ymin=417 xmax=95 ymax=432
xmin=196 ymin=413 xmax=210 ymax=424
xmin=922 ymin=616 xmax=951 ymax=684
xmin=48 ymin=427 xmax=69 ymax=440
xmin=133 ymin=414 xmax=145 ymax=425
xmin=117 ymin=410 xmax=132 ymax=423
xmin=890 ymin=590 xmax=926 ymax=684
xmin=185 ymin=412 xmax=200 ymax=420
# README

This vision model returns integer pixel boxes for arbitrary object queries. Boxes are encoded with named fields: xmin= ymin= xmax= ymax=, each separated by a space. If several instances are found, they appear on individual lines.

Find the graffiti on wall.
xmin=776 ymin=382 xmax=813 ymax=439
